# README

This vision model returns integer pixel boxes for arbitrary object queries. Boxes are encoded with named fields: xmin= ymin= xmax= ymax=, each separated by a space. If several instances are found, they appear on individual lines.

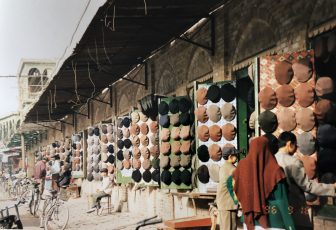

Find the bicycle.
xmin=0 ymin=198 xmax=25 ymax=229
xmin=19 ymin=180 xmax=41 ymax=217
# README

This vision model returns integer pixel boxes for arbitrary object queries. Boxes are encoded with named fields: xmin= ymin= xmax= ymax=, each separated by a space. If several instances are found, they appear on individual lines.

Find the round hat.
xmin=209 ymin=125 xmax=222 ymax=142
xmin=141 ymin=135 xmax=149 ymax=146
xmin=123 ymin=149 xmax=131 ymax=160
xmin=274 ymin=61 xmax=294 ymax=85
xmin=258 ymin=110 xmax=278 ymax=133
xmin=207 ymin=85 xmax=221 ymax=103
xmin=296 ymin=108 xmax=315 ymax=132
xmin=158 ymin=101 xmax=169 ymax=115
xmin=263 ymin=133 xmax=279 ymax=154
xmin=105 ymin=154 xmax=115 ymax=164
xmin=181 ymin=169 xmax=192 ymax=185
xmin=107 ymin=134 xmax=114 ymax=143
xmin=180 ymin=154 xmax=191 ymax=168
xmin=259 ymin=87 xmax=277 ymax=110
xmin=140 ymin=112 xmax=149 ymax=122
xmin=123 ymin=159 xmax=131 ymax=169
xmin=292 ymin=58 xmax=313 ymax=82
xmin=93 ymin=164 xmax=100 ymax=173
xmin=327 ymin=34 xmax=336 ymax=55
xmin=122 ymin=128 xmax=130 ymax=138
xmin=179 ymin=112 xmax=191 ymax=126
xmin=209 ymin=164 xmax=220 ymax=183
xmin=315 ymin=37 xmax=328 ymax=61
xmin=196 ymin=87 xmax=208 ymax=105
xmin=150 ymin=145 xmax=159 ymax=158
xmin=87 ymin=173 xmax=94 ymax=182
xmin=150 ymin=133 xmax=159 ymax=145
xmin=170 ymin=113 xmax=180 ymax=127
xmin=316 ymin=77 xmax=334 ymax=98
xmin=117 ymin=118 xmax=123 ymax=128
xmin=249 ymin=111 xmax=256 ymax=130
xmin=222 ymin=143 xmax=238 ymax=158
xmin=170 ymin=155 xmax=181 ymax=168
xmin=152 ymin=169 xmax=160 ymax=182
xmin=117 ymin=129 xmax=123 ymax=139
xmin=101 ymin=144 xmax=108 ymax=154
xmin=221 ymin=103 xmax=236 ymax=121
xmin=133 ymin=147 xmax=141 ymax=159
xmin=315 ymin=99 xmax=336 ymax=124
xmin=297 ymin=132 xmax=316 ymax=155
xmin=172 ymin=170 xmax=182 ymax=185
xmin=179 ymin=98 xmax=192 ymax=113
xmin=140 ymin=123 xmax=149 ymax=135
xmin=93 ymin=127 xmax=100 ymax=136
xmin=195 ymin=106 xmax=209 ymax=123
xmin=197 ymin=145 xmax=209 ymax=162
xmin=160 ymin=142 xmax=171 ymax=155
xmin=295 ymin=83 xmax=315 ymax=108
xmin=171 ymin=141 xmax=181 ymax=154
xmin=161 ymin=170 xmax=172 ymax=185
xmin=171 ymin=127 xmax=181 ymax=140
xmin=197 ymin=165 xmax=210 ymax=184
xmin=277 ymin=108 xmax=297 ymax=131
xmin=222 ymin=123 xmax=237 ymax=141
xmin=197 ymin=125 xmax=210 ymax=142
xmin=141 ymin=147 xmax=150 ymax=159
xmin=160 ymin=128 xmax=170 ymax=142
xmin=276 ymin=84 xmax=295 ymax=107
xmin=107 ymin=144 xmax=114 ymax=153
xmin=130 ymin=123 xmax=140 ymax=136
xmin=180 ymin=141 xmax=191 ymax=155
xmin=149 ymin=121 xmax=158 ymax=133
xmin=131 ymin=136 xmax=140 ymax=147
xmin=101 ymin=125 xmax=108 ymax=134
xmin=76 ymin=142 xmax=82 ymax=150
xmin=209 ymin=144 xmax=222 ymax=161
xmin=317 ymin=124 xmax=336 ymax=148
xmin=124 ymin=139 xmax=132 ymax=149
xmin=143 ymin=170 xmax=152 ymax=183
xmin=317 ymin=148 xmax=336 ymax=174
xmin=107 ymin=124 xmax=113 ymax=134
xmin=143 ymin=159 xmax=151 ymax=170
xmin=169 ymin=99 xmax=179 ymax=114
xmin=117 ymin=140 xmax=124 ymax=149
xmin=131 ymin=111 xmax=140 ymax=124
xmin=88 ymin=127 xmax=94 ymax=136
xmin=159 ymin=115 xmax=170 ymax=128
xmin=220 ymin=84 xmax=236 ymax=102
xmin=132 ymin=170 xmax=142 ymax=183
xmin=116 ymin=160 xmax=123 ymax=170
xmin=207 ymin=104 xmax=222 ymax=123
xmin=151 ymin=157 xmax=160 ymax=170
xmin=122 ymin=117 xmax=131 ymax=128
xmin=180 ymin=126 xmax=190 ymax=140
xmin=117 ymin=150 xmax=124 ymax=161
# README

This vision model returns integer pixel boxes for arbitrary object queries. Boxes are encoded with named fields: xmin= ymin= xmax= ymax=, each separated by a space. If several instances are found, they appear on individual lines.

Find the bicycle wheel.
xmin=29 ymin=192 xmax=35 ymax=215
xmin=19 ymin=189 xmax=32 ymax=205
xmin=32 ymin=193 xmax=40 ymax=216
xmin=44 ymin=202 xmax=69 ymax=230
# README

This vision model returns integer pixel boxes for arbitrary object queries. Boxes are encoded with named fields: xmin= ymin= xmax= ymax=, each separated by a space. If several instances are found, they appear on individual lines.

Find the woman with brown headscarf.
xmin=232 ymin=136 xmax=295 ymax=230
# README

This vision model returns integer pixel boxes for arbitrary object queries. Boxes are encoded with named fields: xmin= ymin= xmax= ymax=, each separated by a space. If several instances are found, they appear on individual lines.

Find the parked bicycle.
xmin=19 ymin=180 xmax=41 ymax=217
xmin=0 ymin=198 xmax=25 ymax=229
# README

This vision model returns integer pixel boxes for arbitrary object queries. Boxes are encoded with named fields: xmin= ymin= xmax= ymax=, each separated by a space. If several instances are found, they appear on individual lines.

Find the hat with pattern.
xmin=171 ymin=127 xmax=181 ymax=140
xmin=196 ymin=87 xmax=208 ymax=105
xmin=133 ymin=146 xmax=141 ymax=159
xmin=140 ymin=135 xmax=149 ymax=146
xmin=160 ymin=156 xmax=170 ymax=169
xmin=209 ymin=143 xmax=222 ymax=161
xmin=180 ymin=126 xmax=190 ymax=140
xmin=131 ymin=111 xmax=140 ymax=123
xmin=195 ymin=106 xmax=209 ymax=123
xmin=150 ymin=133 xmax=159 ymax=145
xmin=180 ymin=154 xmax=191 ymax=168
xmin=277 ymin=108 xmax=297 ymax=131
xmin=274 ymin=61 xmax=294 ymax=85
xmin=150 ymin=145 xmax=159 ymax=158
xmin=160 ymin=142 xmax=171 ymax=155
xmin=140 ymin=123 xmax=149 ymax=135
xmin=170 ymin=113 xmax=180 ymax=127
xmin=295 ymin=83 xmax=315 ymax=108
xmin=207 ymin=104 xmax=222 ymax=122
xmin=130 ymin=123 xmax=140 ymax=136
xmin=259 ymin=87 xmax=277 ymax=110
xmin=160 ymin=128 xmax=170 ymax=142
xmin=122 ymin=159 xmax=131 ymax=169
xmin=276 ymin=84 xmax=295 ymax=107
xmin=198 ymin=125 xmax=210 ymax=142
xmin=141 ymin=147 xmax=150 ymax=159
xmin=149 ymin=121 xmax=158 ymax=133
xmin=209 ymin=125 xmax=222 ymax=142
xmin=171 ymin=141 xmax=181 ymax=154
xmin=180 ymin=141 xmax=191 ymax=154
xmin=221 ymin=103 xmax=236 ymax=121
xmin=292 ymin=58 xmax=313 ymax=82
xmin=170 ymin=155 xmax=181 ymax=168
xmin=123 ymin=128 xmax=130 ymax=138
xmin=132 ymin=136 xmax=140 ymax=147
xmin=123 ymin=149 xmax=131 ymax=160
xmin=296 ymin=108 xmax=315 ymax=132
xmin=222 ymin=123 xmax=237 ymax=141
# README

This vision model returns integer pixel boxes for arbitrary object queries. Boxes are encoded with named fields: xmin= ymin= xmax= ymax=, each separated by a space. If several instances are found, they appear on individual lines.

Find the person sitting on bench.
xmin=87 ymin=168 xmax=112 ymax=213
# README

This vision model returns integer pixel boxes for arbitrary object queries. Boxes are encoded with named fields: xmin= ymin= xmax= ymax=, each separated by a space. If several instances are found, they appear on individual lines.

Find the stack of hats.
xmin=115 ymin=116 xmax=133 ymax=181
xmin=158 ymin=97 xmax=193 ymax=188
xmin=129 ymin=111 xmax=159 ymax=184
xmin=87 ymin=127 xmax=101 ymax=181
xmin=195 ymin=82 xmax=238 ymax=192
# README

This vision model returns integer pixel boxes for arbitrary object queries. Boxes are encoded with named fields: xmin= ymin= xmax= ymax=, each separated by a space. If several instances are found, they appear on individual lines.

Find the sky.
xmin=0 ymin=0 xmax=105 ymax=117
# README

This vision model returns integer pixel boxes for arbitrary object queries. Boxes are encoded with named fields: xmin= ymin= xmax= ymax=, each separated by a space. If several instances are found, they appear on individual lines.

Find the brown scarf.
xmin=232 ymin=136 xmax=285 ymax=230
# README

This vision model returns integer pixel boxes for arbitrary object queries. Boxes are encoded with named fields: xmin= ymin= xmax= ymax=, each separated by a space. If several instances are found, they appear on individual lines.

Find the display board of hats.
xmin=314 ymin=33 xmax=336 ymax=199
xmin=99 ymin=123 xmax=116 ymax=177
xmin=71 ymin=133 xmax=84 ymax=178
xmin=129 ymin=110 xmax=160 ymax=186
xmin=158 ymin=96 xmax=194 ymax=189
xmin=116 ymin=116 xmax=133 ymax=184
xmin=194 ymin=81 xmax=238 ymax=193
xmin=86 ymin=127 xmax=101 ymax=182
xmin=58 ymin=139 xmax=72 ymax=165
xmin=259 ymin=50 xmax=318 ymax=157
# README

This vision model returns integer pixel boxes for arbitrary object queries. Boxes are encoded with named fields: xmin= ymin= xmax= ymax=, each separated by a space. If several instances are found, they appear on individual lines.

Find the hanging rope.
xmin=72 ymin=61 xmax=81 ymax=104
xmin=87 ymin=62 xmax=96 ymax=104
xmin=112 ymin=4 xmax=116 ymax=31
xmin=102 ymin=25 xmax=112 ymax=64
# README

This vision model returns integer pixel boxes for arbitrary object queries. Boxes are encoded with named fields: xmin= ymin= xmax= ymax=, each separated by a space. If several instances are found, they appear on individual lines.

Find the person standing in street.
xmin=275 ymin=131 xmax=336 ymax=230
xmin=33 ymin=154 xmax=47 ymax=196
xmin=50 ymin=154 xmax=61 ymax=191
xmin=216 ymin=148 xmax=238 ymax=230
